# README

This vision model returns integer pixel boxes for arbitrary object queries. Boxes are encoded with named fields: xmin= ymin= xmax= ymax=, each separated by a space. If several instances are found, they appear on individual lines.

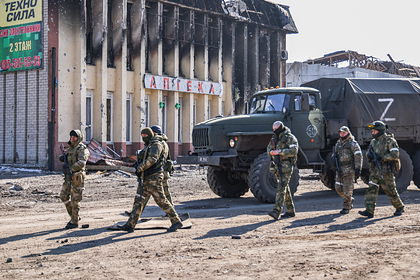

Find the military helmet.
xmin=368 ymin=120 xmax=386 ymax=131
xmin=150 ymin=125 xmax=162 ymax=135
xmin=338 ymin=126 xmax=350 ymax=133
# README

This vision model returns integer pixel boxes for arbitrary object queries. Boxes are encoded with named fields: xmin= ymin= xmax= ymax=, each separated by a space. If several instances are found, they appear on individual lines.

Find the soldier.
xmin=332 ymin=126 xmax=362 ymax=214
xmin=59 ymin=130 xmax=90 ymax=229
xmin=150 ymin=125 xmax=175 ymax=207
xmin=267 ymin=121 xmax=299 ymax=220
xmin=118 ymin=127 xmax=183 ymax=233
xmin=359 ymin=121 xmax=405 ymax=218
xmin=125 ymin=125 xmax=175 ymax=217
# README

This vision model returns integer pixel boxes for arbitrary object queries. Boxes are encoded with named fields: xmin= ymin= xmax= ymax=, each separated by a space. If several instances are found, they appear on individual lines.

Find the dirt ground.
xmin=1 ymin=165 xmax=420 ymax=280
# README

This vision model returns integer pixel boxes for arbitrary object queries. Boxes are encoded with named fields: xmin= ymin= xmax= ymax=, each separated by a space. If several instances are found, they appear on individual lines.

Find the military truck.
xmin=177 ymin=78 xmax=420 ymax=203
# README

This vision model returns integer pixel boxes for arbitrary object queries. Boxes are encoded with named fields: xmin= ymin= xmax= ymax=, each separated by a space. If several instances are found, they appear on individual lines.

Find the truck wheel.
xmin=319 ymin=170 xmax=335 ymax=190
xmin=247 ymin=153 xmax=299 ymax=203
xmin=412 ymin=150 xmax=420 ymax=189
xmin=394 ymin=148 xmax=413 ymax=193
xmin=207 ymin=167 xmax=249 ymax=198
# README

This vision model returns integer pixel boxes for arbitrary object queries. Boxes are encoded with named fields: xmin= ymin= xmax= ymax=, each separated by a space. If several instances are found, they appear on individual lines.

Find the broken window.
xmin=106 ymin=92 xmax=113 ymax=142
xmin=107 ymin=0 xmax=114 ymax=68
xmin=127 ymin=2 xmax=133 ymax=71
xmin=86 ymin=90 xmax=93 ymax=142
xmin=86 ymin=0 xmax=94 ymax=65
xmin=126 ymin=93 xmax=132 ymax=143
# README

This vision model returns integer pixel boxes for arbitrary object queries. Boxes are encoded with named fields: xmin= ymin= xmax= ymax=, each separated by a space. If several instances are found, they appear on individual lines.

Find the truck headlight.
xmin=229 ymin=138 xmax=235 ymax=148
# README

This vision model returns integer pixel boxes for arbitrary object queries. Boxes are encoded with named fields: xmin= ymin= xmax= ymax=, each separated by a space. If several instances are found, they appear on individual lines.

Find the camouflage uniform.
xmin=364 ymin=133 xmax=404 ymax=215
xmin=127 ymin=135 xmax=181 ymax=229
xmin=60 ymin=130 xmax=90 ymax=226
xmin=161 ymin=134 xmax=174 ymax=206
xmin=267 ymin=126 xmax=299 ymax=216
xmin=131 ymin=134 xmax=174 ymax=216
xmin=333 ymin=129 xmax=362 ymax=211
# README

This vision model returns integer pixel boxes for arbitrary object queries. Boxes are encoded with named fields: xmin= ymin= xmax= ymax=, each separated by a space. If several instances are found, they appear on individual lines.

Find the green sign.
xmin=0 ymin=0 xmax=43 ymax=72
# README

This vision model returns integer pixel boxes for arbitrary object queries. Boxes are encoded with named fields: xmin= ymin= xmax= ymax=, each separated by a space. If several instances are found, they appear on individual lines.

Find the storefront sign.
xmin=0 ymin=0 xmax=43 ymax=72
xmin=144 ymin=74 xmax=223 ymax=96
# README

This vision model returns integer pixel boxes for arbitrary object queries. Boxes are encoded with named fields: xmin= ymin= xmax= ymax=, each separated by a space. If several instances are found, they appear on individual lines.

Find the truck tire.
xmin=412 ymin=150 xmax=420 ymax=189
xmin=394 ymin=148 xmax=413 ymax=193
xmin=248 ymin=153 xmax=299 ymax=203
xmin=319 ymin=170 xmax=335 ymax=190
xmin=207 ymin=167 xmax=249 ymax=198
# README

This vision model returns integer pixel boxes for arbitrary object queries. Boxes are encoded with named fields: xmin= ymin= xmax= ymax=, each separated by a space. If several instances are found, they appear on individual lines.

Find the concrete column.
xmin=259 ymin=33 xmax=270 ymax=89
xmin=93 ymin=0 xmax=108 ymax=146
xmin=280 ymin=31 xmax=287 ymax=87
xmin=166 ymin=91 xmax=179 ymax=158
xmin=163 ymin=5 xmax=179 ymax=157
xmin=178 ymin=10 xmax=194 ymax=157
xmin=181 ymin=92 xmax=194 ymax=157
xmin=112 ymin=0 xmax=127 ymax=156
xmin=222 ymin=20 xmax=234 ymax=116
xmin=131 ymin=0 xmax=146 ymax=151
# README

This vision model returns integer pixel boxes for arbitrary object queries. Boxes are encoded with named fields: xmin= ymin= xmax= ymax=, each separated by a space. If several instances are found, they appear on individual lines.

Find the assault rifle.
xmin=60 ymin=144 xmax=72 ymax=185
xmin=133 ymin=149 xmax=144 ymax=202
xmin=270 ymin=139 xmax=283 ymax=188
xmin=332 ymin=146 xmax=342 ymax=191
xmin=369 ymin=144 xmax=383 ymax=179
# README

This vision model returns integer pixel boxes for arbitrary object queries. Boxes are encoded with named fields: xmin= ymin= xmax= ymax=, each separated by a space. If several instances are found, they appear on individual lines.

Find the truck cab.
xmin=178 ymin=87 xmax=326 ymax=202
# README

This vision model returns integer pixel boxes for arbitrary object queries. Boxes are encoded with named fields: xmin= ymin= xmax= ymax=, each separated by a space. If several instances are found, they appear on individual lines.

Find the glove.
xmin=136 ymin=166 xmax=143 ymax=177
xmin=355 ymin=169 xmax=361 ymax=180
xmin=366 ymin=152 xmax=374 ymax=160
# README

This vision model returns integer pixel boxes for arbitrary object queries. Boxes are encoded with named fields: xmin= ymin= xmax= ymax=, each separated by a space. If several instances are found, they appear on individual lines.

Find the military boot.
xmin=65 ymin=221 xmax=78 ymax=229
xmin=394 ymin=209 xmax=404 ymax=216
xmin=117 ymin=223 xmax=134 ymax=233
xmin=358 ymin=210 xmax=373 ymax=218
xmin=340 ymin=208 xmax=349 ymax=214
xmin=281 ymin=212 xmax=295 ymax=218
xmin=268 ymin=211 xmax=279 ymax=220
xmin=167 ymin=222 xmax=183 ymax=232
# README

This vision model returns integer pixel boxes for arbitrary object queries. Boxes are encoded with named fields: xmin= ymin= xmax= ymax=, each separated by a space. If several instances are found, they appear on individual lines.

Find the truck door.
xmin=291 ymin=93 xmax=324 ymax=150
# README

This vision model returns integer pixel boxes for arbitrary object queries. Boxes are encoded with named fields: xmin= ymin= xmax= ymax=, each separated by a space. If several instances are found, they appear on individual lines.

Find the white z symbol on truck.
xmin=378 ymin=98 xmax=396 ymax=122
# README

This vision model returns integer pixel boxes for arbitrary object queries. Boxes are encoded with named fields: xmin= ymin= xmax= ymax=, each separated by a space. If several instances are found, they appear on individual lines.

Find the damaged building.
xmin=0 ymin=0 xmax=297 ymax=169
xmin=286 ymin=50 xmax=420 ymax=87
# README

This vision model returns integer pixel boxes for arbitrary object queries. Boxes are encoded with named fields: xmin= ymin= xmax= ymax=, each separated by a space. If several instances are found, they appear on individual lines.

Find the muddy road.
xmin=1 ymin=166 xmax=420 ymax=279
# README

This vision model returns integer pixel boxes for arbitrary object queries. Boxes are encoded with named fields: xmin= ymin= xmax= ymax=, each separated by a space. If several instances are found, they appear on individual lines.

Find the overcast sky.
xmin=274 ymin=0 xmax=420 ymax=66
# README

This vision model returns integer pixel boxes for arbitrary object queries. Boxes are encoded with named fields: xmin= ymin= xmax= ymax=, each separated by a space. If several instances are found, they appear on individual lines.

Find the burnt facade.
xmin=0 ymin=0 xmax=297 ymax=169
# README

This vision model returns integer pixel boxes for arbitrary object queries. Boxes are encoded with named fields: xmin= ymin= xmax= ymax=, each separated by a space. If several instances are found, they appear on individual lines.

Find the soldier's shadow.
xmin=194 ymin=220 xmax=274 ymax=240
xmin=283 ymin=213 xmax=342 ymax=229
xmin=0 ymin=228 xmax=63 ymax=246
xmin=312 ymin=216 xmax=394 ymax=234
xmin=23 ymin=231 xmax=167 ymax=257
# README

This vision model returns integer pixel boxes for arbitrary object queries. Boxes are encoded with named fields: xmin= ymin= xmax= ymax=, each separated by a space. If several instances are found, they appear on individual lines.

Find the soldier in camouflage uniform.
xmin=125 ymin=126 xmax=175 ymax=217
xmin=267 ymin=121 xmax=299 ymax=220
xmin=59 ymin=130 xmax=90 ymax=229
xmin=151 ymin=125 xmax=174 ymax=207
xmin=118 ymin=127 xmax=183 ymax=233
xmin=359 ymin=121 xmax=405 ymax=218
xmin=333 ymin=126 xmax=362 ymax=214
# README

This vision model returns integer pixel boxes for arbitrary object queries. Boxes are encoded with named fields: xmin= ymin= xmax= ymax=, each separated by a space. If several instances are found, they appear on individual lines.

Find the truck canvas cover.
xmin=302 ymin=78 xmax=420 ymax=136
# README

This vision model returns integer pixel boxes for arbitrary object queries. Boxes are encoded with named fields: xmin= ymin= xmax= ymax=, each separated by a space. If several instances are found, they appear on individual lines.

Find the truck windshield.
xmin=250 ymin=94 xmax=289 ymax=113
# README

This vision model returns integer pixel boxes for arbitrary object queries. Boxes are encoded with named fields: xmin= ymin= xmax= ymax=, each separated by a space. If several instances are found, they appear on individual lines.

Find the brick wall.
xmin=0 ymin=0 xmax=49 ymax=168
